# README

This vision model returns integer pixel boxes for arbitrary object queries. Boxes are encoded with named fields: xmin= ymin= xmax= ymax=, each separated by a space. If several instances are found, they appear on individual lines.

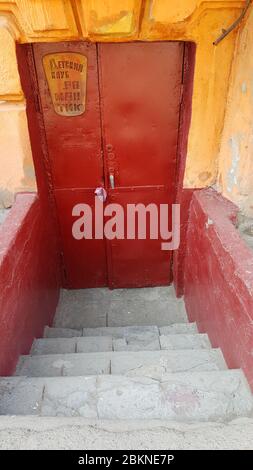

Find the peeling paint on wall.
xmin=227 ymin=135 xmax=241 ymax=193
xmin=0 ymin=1 xmax=250 ymax=210
xmin=0 ymin=101 xmax=36 ymax=209
xmin=241 ymin=82 xmax=247 ymax=94
xmin=218 ymin=6 xmax=253 ymax=217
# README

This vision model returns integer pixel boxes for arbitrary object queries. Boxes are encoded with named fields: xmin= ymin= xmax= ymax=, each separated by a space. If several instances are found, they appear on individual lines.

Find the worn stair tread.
xmin=15 ymin=349 xmax=226 ymax=378
xmin=112 ymin=336 xmax=160 ymax=351
xmin=160 ymin=333 xmax=211 ymax=350
xmin=31 ymin=337 xmax=113 ymax=355
xmin=0 ymin=377 xmax=45 ymax=416
xmin=32 ymin=332 xmax=211 ymax=355
xmin=159 ymin=323 xmax=198 ymax=335
xmin=44 ymin=327 xmax=82 ymax=338
xmin=54 ymin=287 xmax=187 ymax=329
xmin=110 ymin=349 xmax=226 ymax=378
xmin=82 ymin=325 xmax=159 ymax=338
xmin=2 ymin=416 xmax=253 ymax=450
xmin=44 ymin=323 xmax=198 ymax=340
xmin=1 ymin=370 xmax=252 ymax=421
xmin=3 ymin=287 xmax=252 ymax=426
xmin=107 ymin=302 xmax=187 ymax=327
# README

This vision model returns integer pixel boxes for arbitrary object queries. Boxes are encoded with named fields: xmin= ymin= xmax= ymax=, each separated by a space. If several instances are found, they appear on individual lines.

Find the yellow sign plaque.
xmin=43 ymin=52 xmax=87 ymax=117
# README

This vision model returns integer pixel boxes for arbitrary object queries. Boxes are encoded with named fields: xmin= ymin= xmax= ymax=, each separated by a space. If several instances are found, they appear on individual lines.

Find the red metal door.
xmin=99 ymin=42 xmax=184 ymax=287
xmin=33 ymin=42 xmax=107 ymax=288
xmin=33 ymin=41 xmax=183 ymax=288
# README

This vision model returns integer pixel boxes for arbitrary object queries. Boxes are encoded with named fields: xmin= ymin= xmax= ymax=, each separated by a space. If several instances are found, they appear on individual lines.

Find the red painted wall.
xmin=184 ymin=188 xmax=253 ymax=389
xmin=173 ymin=43 xmax=196 ymax=297
xmin=0 ymin=193 xmax=60 ymax=376
xmin=173 ymin=189 xmax=195 ymax=296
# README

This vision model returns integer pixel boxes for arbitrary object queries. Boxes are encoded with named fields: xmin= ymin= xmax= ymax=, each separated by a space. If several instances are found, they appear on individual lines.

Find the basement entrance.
xmin=32 ymin=41 xmax=184 ymax=289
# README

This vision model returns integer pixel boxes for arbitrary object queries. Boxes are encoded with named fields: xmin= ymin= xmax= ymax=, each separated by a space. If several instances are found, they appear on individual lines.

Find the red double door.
xmin=33 ymin=42 xmax=184 ymax=288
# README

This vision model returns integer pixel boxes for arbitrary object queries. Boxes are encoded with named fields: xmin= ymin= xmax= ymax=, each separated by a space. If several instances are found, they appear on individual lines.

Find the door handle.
xmin=109 ymin=174 xmax=115 ymax=189
xmin=95 ymin=187 xmax=107 ymax=202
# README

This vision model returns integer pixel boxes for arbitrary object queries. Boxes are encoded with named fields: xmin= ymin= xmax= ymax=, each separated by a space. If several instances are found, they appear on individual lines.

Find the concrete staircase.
xmin=0 ymin=286 xmax=252 ymax=426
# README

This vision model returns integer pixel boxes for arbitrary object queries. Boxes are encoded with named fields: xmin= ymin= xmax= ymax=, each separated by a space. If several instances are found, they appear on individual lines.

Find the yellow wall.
xmin=0 ymin=102 xmax=35 ymax=207
xmin=0 ymin=0 xmax=251 ymax=213
xmin=0 ymin=18 xmax=35 ymax=207
xmin=218 ymin=5 xmax=253 ymax=217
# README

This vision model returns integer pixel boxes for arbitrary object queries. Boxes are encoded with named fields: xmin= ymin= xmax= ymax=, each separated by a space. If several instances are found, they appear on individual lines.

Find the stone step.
xmin=31 ymin=333 xmax=210 ymax=355
xmin=31 ymin=337 xmax=113 ymax=355
xmin=44 ymin=327 xmax=82 ymax=338
xmin=15 ymin=349 xmax=226 ymax=378
xmin=113 ymin=333 xmax=210 ymax=351
xmin=1 ymin=370 xmax=252 ymax=422
xmin=159 ymin=323 xmax=198 ymax=335
xmin=82 ymin=325 xmax=159 ymax=338
xmin=160 ymin=334 xmax=211 ymax=350
xmin=44 ymin=323 xmax=198 ymax=340
xmin=53 ymin=287 xmax=187 ymax=329
xmin=1 ymin=416 xmax=253 ymax=450
xmin=110 ymin=349 xmax=226 ymax=378
xmin=80 ymin=326 xmax=162 ymax=353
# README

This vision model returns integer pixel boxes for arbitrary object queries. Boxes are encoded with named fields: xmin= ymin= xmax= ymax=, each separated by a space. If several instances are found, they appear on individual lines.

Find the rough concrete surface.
xmin=237 ymin=213 xmax=253 ymax=250
xmin=0 ymin=416 xmax=253 ymax=450
xmin=0 ymin=208 xmax=10 ymax=224
xmin=44 ymin=326 xmax=82 ymax=338
xmin=15 ymin=348 xmax=226 ymax=377
xmin=54 ymin=287 xmax=187 ymax=329
xmin=2 ymin=286 xmax=253 ymax=449
xmin=2 ymin=371 xmax=252 ymax=421
xmin=31 ymin=336 xmax=114 ymax=355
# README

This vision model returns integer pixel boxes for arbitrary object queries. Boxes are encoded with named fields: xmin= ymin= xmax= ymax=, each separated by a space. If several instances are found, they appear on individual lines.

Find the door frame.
xmin=16 ymin=41 xmax=196 ymax=289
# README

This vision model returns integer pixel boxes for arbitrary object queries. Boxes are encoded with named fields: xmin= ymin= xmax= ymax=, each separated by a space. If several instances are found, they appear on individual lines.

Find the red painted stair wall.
xmin=184 ymin=189 xmax=253 ymax=390
xmin=0 ymin=193 xmax=60 ymax=376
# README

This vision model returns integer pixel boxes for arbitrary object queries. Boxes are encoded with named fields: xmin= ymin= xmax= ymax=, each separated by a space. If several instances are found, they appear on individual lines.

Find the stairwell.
xmin=1 ymin=286 xmax=253 ymax=420
xmin=0 ymin=287 xmax=253 ymax=448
